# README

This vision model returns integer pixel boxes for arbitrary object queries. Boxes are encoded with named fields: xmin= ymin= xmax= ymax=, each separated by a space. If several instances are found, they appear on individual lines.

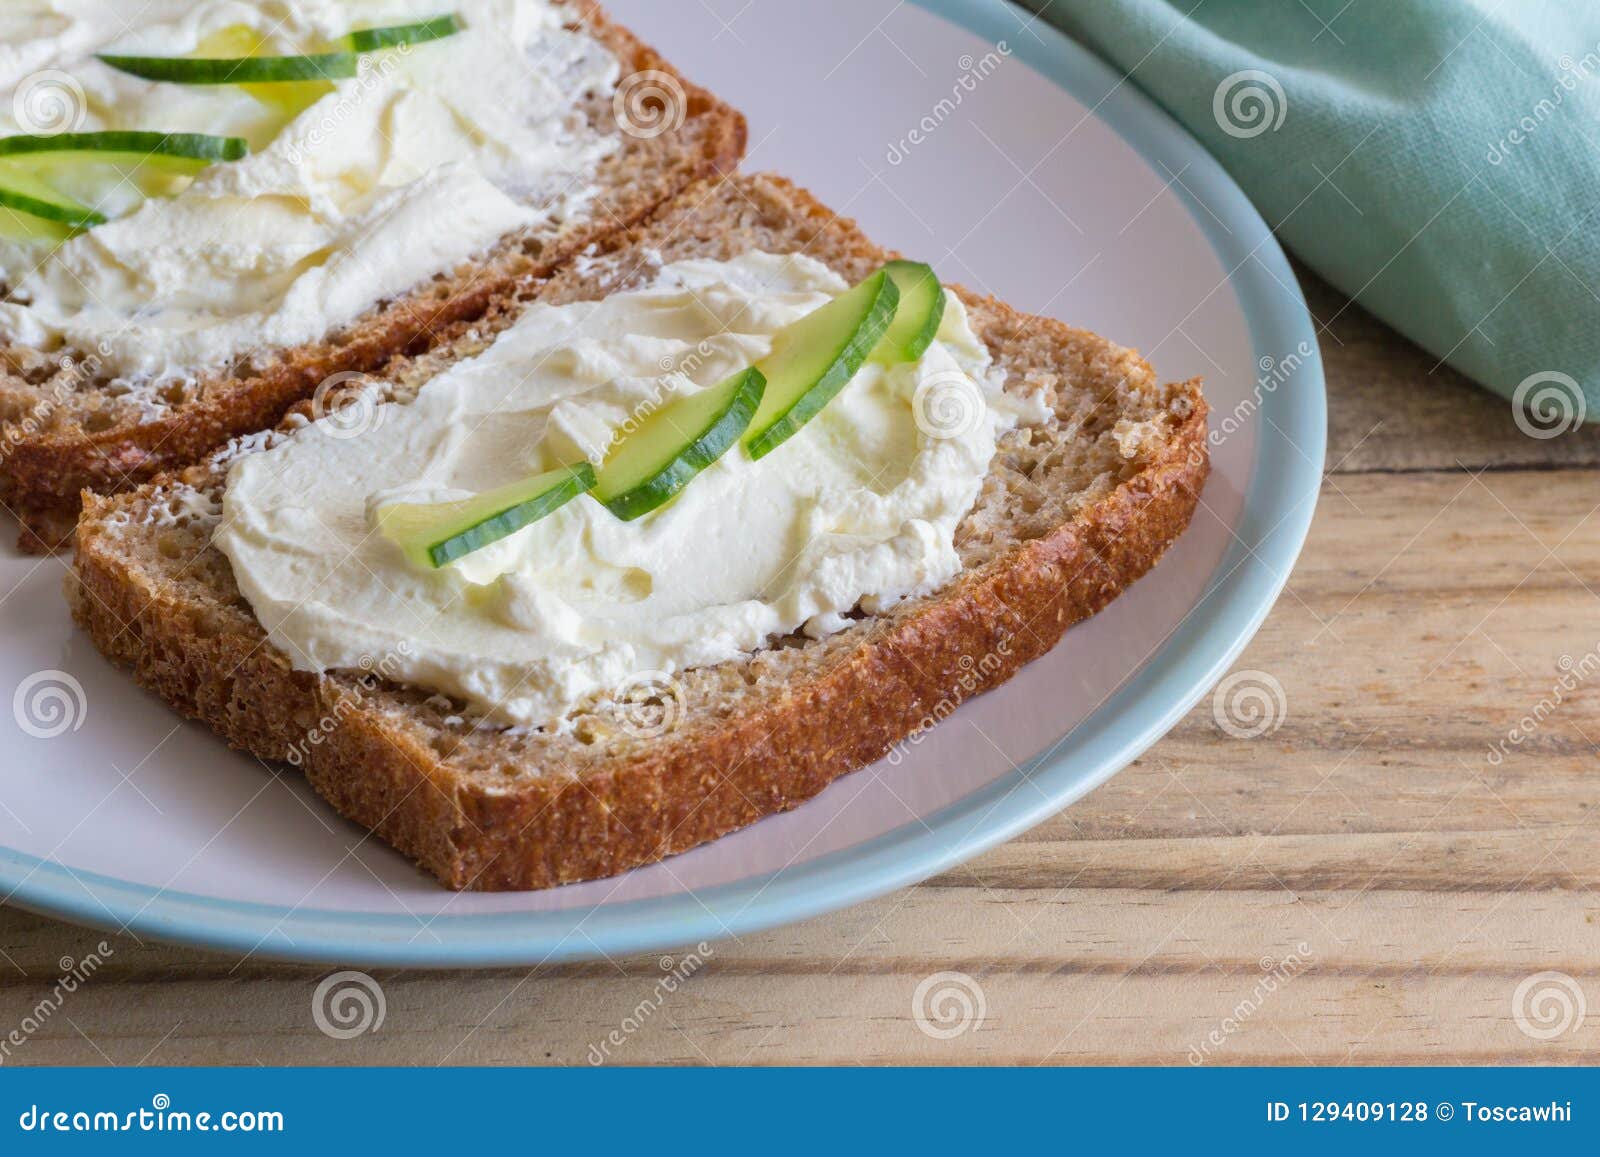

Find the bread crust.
xmin=69 ymin=174 xmax=1209 ymax=892
xmin=2 ymin=1 xmax=746 ymax=551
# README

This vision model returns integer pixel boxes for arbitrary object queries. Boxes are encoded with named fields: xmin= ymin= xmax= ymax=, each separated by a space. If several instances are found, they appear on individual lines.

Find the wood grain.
xmin=1306 ymin=263 xmax=1600 ymax=473
xmin=3 ymin=266 xmax=1599 ymax=1066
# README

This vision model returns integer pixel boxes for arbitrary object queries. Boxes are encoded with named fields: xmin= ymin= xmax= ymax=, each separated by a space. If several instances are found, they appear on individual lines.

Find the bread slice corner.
xmin=69 ymin=172 xmax=1207 ymax=891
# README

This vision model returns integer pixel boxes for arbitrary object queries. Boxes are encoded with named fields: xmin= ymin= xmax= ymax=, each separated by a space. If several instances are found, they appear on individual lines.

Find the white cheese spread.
xmin=0 ymin=0 xmax=620 ymax=381
xmin=215 ymin=251 xmax=1043 ymax=729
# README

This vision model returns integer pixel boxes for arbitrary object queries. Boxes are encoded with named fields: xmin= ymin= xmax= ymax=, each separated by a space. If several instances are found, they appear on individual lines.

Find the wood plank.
xmin=1304 ymin=262 xmax=1600 ymax=474
xmin=2 ymin=888 xmax=1597 ymax=1065
xmin=1047 ymin=469 xmax=1600 ymax=845
xmin=938 ymin=828 xmax=1600 ymax=892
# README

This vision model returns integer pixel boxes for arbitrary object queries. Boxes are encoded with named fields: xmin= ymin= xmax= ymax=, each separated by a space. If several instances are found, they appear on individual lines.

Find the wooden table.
xmin=3 ymin=265 xmax=1598 ymax=1067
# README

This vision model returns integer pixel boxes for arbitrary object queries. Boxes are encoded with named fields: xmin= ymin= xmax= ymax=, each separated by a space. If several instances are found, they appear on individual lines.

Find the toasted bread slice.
xmin=0 ymin=0 xmax=745 ymax=553
xmin=69 ymin=173 xmax=1208 ymax=891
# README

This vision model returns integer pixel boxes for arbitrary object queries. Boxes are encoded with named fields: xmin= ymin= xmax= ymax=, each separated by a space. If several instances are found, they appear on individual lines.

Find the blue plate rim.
xmin=0 ymin=0 xmax=1326 ymax=967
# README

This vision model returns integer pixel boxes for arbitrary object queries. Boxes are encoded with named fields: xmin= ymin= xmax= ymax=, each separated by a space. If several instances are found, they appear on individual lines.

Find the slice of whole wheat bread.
xmin=69 ymin=172 xmax=1208 ymax=892
xmin=0 ymin=0 xmax=745 ymax=553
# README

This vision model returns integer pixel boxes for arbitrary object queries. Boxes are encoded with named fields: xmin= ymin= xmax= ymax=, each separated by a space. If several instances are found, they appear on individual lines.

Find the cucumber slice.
xmin=742 ymin=269 xmax=899 ymax=460
xmin=873 ymin=260 xmax=945 ymax=363
xmin=98 ymin=51 xmax=361 ymax=85
xmin=345 ymin=15 xmax=461 ymax=52
xmin=0 ymin=131 xmax=248 ymax=171
xmin=100 ymin=15 xmax=461 ymax=86
xmin=0 ymin=134 xmax=245 ymax=227
xmin=378 ymin=462 xmax=596 ymax=570
xmin=0 ymin=169 xmax=104 ymax=231
xmin=594 ymin=366 xmax=766 ymax=521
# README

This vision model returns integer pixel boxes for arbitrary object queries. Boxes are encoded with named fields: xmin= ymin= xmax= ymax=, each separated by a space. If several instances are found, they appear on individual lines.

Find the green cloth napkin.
xmin=1022 ymin=0 xmax=1599 ymax=427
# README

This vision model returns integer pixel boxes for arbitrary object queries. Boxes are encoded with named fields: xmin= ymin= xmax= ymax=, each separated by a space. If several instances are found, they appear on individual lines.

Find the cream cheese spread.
xmin=215 ymin=251 xmax=1044 ymax=729
xmin=0 ymin=0 xmax=620 ymax=382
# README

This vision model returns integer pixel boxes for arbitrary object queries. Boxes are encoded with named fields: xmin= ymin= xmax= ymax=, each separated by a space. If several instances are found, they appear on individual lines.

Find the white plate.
xmin=0 ymin=0 xmax=1323 ymax=965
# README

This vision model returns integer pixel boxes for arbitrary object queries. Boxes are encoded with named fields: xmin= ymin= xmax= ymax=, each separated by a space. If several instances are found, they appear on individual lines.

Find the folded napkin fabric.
xmin=1023 ymin=0 xmax=1600 ymax=427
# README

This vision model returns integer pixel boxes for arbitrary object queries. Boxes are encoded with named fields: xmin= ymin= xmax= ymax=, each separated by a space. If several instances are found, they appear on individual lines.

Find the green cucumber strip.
xmin=0 ymin=169 xmax=104 ymax=230
xmin=0 ymin=131 xmax=248 ymax=168
xmin=379 ymin=462 xmax=597 ymax=570
xmin=742 ymin=270 xmax=900 ymax=460
xmin=98 ymin=51 xmax=361 ymax=85
xmin=0 ymin=134 xmax=246 ymax=220
xmin=594 ymin=366 xmax=766 ymax=521
xmin=100 ymin=14 xmax=460 ymax=86
xmin=345 ymin=15 xmax=461 ymax=52
xmin=0 ymin=190 xmax=99 ymax=231
xmin=872 ymin=260 xmax=945 ymax=364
